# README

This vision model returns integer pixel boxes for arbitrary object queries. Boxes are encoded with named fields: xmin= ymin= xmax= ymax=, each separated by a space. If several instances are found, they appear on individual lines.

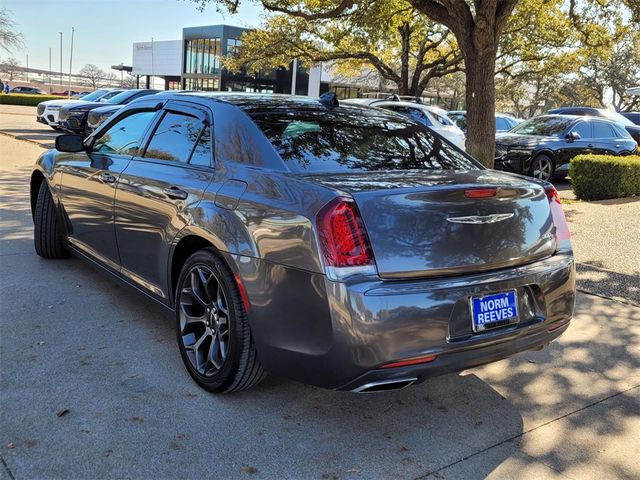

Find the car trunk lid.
xmin=305 ymin=170 xmax=556 ymax=279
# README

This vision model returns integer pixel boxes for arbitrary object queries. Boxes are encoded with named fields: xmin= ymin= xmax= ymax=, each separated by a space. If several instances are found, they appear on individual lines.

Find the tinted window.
xmin=381 ymin=106 xmax=432 ymax=126
xmin=431 ymin=112 xmax=453 ymax=126
xmin=248 ymin=106 xmax=478 ymax=173
xmin=496 ymin=117 xmax=511 ymax=131
xmin=189 ymin=126 xmax=212 ymax=166
xmin=449 ymin=113 xmax=467 ymax=130
xmin=82 ymin=90 xmax=109 ymax=101
xmin=571 ymin=121 xmax=591 ymax=139
xmin=99 ymin=91 xmax=123 ymax=102
xmin=592 ymin=121 xmax=616 ymax=138
xmin=144 ymin=112 xmax=205 ymax=163
xmin=93 ymin=110 xmax=156 ymax=155
xmin=511 ymin=117 xmax=573 ymax=136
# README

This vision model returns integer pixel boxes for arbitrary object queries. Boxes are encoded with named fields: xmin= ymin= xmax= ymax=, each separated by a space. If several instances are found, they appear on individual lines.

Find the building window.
xmin=183 ymin=77 xmax=220 ymax=91
xmin=185 ymin=38 xmax=221 ymax=75
xmin=226 ymin=38 xmax=242 ymax=57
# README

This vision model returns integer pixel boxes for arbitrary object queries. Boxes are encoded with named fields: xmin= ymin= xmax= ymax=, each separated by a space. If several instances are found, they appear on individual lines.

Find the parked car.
xmin=494 ymin=114 xmax=637 ymax=180
xmin=83 ymin=89 xmax=160 ymax=134
xmin=58 ymin=89 xmax=149 ymax=135
xmin=448 ymin=110 xmax=523 ymax=133
xmin=373 ymin=100 xmax=466 ymax=149
xmin=10 ymin=86 xmax=47 ymax=94
xmin=37 ymin=89 xmax=122 ymax=129
xmin=548 ymin=107 xmax=640 ymax=145
xmin=620 ymin=112 xmax=640 ymax=126
xmin=37 ymin=89 xmax=121 ymax=130
xmin=52 ymin=90 xmax=80 ymax=96
xmin=31 ymin=93 xmax=575 ymax=393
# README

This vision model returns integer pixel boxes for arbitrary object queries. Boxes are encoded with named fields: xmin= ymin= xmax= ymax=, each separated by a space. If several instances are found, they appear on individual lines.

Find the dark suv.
xmin=548 ymin=107 xmax=640 ymax=145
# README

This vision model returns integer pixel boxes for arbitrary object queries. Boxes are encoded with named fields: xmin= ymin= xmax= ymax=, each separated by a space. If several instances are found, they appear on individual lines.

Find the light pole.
xmin=59 ymin=32 xmax=63 ymax=86
xmin=68 ymin=27 xmax=74 ymax=98
xmin=26 ymin=54 xmax=29 ymax=82
xmin=49 ymin=48 xmax=52 ymax=92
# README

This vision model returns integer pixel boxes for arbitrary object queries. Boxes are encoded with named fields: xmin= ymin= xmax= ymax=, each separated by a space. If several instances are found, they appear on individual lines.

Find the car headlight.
xmin=508 ymin=147 xmax=533 ymax=155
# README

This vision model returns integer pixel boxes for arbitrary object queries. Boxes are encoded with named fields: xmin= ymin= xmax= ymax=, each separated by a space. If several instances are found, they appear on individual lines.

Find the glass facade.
xmin=185 ymin=38 xmax=221 ymax=75
xmin=183 ymin=77 xmax=220 ymax=91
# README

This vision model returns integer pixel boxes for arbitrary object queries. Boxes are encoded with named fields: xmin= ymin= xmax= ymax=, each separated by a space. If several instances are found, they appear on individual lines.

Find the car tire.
xmin=529 ymin=154 xmax=555 ymax=181
xmin=175 ymin=248 xmax=266 ymax=393
xmin=34 ymin=181 xmax=68 ymax=259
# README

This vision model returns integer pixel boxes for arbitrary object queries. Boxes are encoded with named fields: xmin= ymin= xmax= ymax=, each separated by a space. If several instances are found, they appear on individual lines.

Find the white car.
xmin=372 ymin=101 xmax=467 ymax=150
xmin=36 ymin=89 xmax=118 ymax=129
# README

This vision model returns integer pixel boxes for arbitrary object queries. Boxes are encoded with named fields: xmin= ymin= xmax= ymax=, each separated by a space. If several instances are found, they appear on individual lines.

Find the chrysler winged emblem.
xmin=446 ymin=213 xmax=514 ymax=224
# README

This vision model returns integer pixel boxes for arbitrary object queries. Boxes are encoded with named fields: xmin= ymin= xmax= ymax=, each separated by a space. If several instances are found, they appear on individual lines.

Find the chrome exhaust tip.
xmin=351 ymin=377 xmax=418 ymax=393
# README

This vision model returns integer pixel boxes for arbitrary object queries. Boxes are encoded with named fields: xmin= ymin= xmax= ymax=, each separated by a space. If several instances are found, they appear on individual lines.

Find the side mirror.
xmin=55 ymin=134 xmax=85 ymax=153
xmin=565 ymin=131 xmax=581 ymax=142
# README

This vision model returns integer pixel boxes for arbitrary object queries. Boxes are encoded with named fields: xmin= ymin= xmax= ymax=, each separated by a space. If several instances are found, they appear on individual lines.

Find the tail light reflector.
xmin=317 ymin=197 xmax=374 ymax=268
xmin=464 ymin=188 xmax=498 ymax=198
xmin=380 ymin=355 xmax=438 ymax=369
xmin=545 ymin=186 xmax=570 ymax=241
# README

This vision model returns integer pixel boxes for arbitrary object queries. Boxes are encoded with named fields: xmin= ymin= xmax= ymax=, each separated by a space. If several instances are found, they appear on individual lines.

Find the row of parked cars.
xmin=345 ymin=93 xmax=639 ymax=181
xmin=37 ymin=88 xmax=159 ymax=135
xmin=37 ymin=88 xmax=639 ymax=183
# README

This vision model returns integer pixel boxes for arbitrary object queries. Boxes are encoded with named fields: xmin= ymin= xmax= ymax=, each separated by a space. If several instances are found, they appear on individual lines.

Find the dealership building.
xmin=131 ymin=24 xmax=341 ymax=96
xmin=130 ymin=23 xmax=457 ymax=105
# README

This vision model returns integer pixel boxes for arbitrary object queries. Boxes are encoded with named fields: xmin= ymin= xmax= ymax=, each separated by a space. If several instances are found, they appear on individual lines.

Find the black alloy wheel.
xmin=179 ymin=264 xmax=231 ymax=376
xmin=175 ymin=248 xmax=266 ymax=393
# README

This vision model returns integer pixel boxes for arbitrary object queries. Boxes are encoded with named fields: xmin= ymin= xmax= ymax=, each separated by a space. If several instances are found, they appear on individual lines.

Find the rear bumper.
xmin=239 ymin=251 xmax=576 ymax=391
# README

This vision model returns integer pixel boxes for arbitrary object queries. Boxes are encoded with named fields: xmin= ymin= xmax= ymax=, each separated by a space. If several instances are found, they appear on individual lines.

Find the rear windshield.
xmin=247 ymin=105 xmax=478 ymax=173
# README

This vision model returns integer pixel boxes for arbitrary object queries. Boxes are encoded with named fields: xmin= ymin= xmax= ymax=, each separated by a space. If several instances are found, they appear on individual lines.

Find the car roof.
xmin=528 ymin=114 xmax=622 ymax=126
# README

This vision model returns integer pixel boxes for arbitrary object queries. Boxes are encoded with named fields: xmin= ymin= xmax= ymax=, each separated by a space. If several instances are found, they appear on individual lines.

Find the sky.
xmin=1 ymin=0 xmax=264 ymax=73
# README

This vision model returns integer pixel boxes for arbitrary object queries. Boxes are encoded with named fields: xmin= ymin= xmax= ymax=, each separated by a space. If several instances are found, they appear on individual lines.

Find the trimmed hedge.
xmin=0 ymin=93 xmax=63 ymax=106
xmin=570 ymin=154 xmax=640 ymax=201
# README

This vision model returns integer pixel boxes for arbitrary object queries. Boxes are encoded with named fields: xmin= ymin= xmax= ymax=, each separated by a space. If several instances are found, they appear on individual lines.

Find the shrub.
xmin=570 ymin=154 xmax=640 ymax=201
xmin=0 ymin=93 xmax=63 ymax=106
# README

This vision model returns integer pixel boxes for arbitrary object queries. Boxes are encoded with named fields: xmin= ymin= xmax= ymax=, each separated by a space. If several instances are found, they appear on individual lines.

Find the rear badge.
xmin=447 ymin=213 xmax=514 ymax=225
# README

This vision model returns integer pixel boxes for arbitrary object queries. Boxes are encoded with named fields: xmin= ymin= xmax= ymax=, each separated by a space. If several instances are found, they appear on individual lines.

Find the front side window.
xmin=571 ymin=122 xmax=591 ymax=139
xmin=144 ymin=112 xmax=208 ymax=164
xmin=93 ymin=110 xmax=157 ymax=155
xmin=247 ymin=105 xmax=479 ymax=173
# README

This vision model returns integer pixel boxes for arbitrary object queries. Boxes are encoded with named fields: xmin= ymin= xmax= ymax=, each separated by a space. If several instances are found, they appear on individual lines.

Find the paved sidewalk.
xmin=1 ymin=123 xmax=639 ymax=480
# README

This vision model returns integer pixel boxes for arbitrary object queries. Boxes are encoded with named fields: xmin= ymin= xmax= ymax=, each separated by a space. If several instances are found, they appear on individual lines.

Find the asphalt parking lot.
xmin=1 ymin=107 xmax=639 ymax=479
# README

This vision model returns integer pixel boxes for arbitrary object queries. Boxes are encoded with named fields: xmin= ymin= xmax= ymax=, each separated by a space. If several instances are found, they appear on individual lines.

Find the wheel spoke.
xmin=178 ymin=263 xmax=232 ymax=377
xmin=216 ymin=284 xmax=228 ymax=314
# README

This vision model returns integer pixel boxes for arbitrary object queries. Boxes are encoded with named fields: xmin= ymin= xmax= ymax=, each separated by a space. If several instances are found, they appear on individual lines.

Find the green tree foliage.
xmin=223 ymin=1 xmax=462 ymax=97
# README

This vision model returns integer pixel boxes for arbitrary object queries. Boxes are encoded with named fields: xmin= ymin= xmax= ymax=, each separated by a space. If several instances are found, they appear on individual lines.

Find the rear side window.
xmin=592 ymin=121 xmax=616 ymax=138
xmin=144 ymin=112 xmax=210 ymax=165
xmin=93 ymin=110 xmax=156 ymax=155
xmin=248 ymin=106 xmax=479 ymax=173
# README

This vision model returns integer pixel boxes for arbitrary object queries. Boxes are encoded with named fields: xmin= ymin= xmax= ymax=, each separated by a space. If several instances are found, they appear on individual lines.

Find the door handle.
xmin=615 ymin=144 xmax=621 ymax=148
xmin=163 ymin=186 xmax=188 ymax=200
xmin=98 ymin=172 xmax=116 ymax=183
xmin=587 ymin=144 xmax=594 ymax=148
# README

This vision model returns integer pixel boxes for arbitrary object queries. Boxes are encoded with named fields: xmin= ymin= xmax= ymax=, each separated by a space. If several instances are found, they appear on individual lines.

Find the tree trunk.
xmin=465 ymin=51 xmax=496 ymax=168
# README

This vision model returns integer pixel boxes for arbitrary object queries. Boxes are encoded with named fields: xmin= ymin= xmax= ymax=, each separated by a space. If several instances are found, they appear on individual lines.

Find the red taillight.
xmin=380 ymin=355 xmax=438 ymax=369
xmin=545 ymin=186 xmax=570 ymax=241
xmin=317 ymin=197 xmax=374 ymax=267
xmin=464 ymin=188 xmax=498 ymax=198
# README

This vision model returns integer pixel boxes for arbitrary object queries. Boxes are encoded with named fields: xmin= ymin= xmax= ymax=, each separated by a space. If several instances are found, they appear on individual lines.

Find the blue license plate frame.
xmin=470 ymin=290 xmax=519 ymax=333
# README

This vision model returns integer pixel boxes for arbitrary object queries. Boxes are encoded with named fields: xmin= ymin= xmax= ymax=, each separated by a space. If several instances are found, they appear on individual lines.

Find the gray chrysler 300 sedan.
xmin=30 ymin=92 xmax=575 ymax=393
